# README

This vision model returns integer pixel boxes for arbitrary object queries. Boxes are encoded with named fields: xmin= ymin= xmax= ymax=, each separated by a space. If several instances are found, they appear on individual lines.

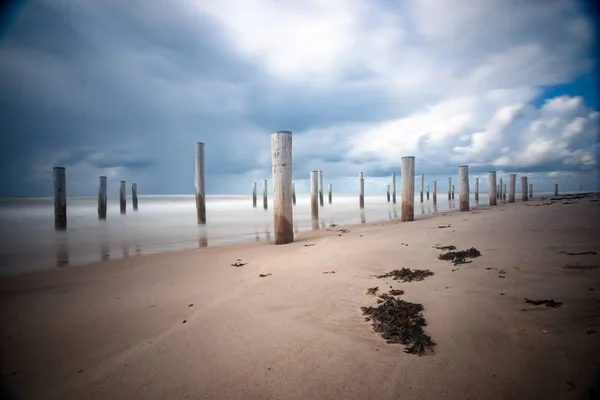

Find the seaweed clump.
xmin=524 ymin=298 xmax=562 ymax=308
xmin=375 ymin=268 xmax=434 ymax=282
xmin=361 ymin=294 xmax=435 ymax=355
xmin=366 ymin=287 xmax=379 ymax=295
xmin=438 ymin=247 xmax=481 ymax=265
xmin=433 ymin=244 xmax=457 ymax=251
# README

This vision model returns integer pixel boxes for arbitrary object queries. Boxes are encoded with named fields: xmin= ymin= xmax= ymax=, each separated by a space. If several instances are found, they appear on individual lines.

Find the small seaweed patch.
xmin=389 ymin=289 xmax=405 ymax=296
xmin=433 ymin=244 xmax=457 ymax=251
xmin=438 ymin=247 xmax=481 ymax=265
xmin=375 ymin=268 xmax=434 ymax=282
xmin=258 ymin=273 xmax=272 ymax=278
xmin=524 ymin=298 xmax=562 ymax=308
xmin=361 ymin=294 xmax=435 ymax=355
xmin=558 ymin=250 xmax=597 ymax=256
xmin=366 ymin=287 xmax=379 ymax=295
xmin=231 ymin=259 xmax=247 ymax=267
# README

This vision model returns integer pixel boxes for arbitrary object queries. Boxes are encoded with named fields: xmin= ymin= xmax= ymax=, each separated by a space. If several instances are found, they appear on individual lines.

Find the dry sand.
xmin=1 ymin=194 xmax=600 ymax=400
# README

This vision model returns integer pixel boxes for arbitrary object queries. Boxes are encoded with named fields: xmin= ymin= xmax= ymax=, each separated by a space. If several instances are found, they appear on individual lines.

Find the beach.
xmin=1 ymin=194 xmax=599 ymax=399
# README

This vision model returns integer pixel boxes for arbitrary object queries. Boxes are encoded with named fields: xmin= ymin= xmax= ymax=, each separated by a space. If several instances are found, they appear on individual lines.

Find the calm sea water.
xmin=0 ymin=192 xmax=521 ymax=276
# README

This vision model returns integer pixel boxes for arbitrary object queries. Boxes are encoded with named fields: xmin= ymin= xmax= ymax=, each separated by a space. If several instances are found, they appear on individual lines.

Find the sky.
xmin=0 ymin=0 xmax=598 ymax=197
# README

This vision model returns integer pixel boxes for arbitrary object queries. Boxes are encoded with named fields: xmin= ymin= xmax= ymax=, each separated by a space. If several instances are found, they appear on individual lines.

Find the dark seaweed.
xmin=524 ymin=298 xmax=562 ymax=308
xmin=375 ymin=268 xmax=434 ymax=282
xmin=438 ymin=247 xmax=481 ymax=265
xmin=433 ymin=244 xmax=457 ymax=251
xmin=366 ymin=287 xmax=379 ymax=295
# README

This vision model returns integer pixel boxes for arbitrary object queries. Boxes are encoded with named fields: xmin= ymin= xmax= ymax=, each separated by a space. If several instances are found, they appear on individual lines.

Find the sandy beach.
xmin=1 ymin=194 xmax=599 ymax=400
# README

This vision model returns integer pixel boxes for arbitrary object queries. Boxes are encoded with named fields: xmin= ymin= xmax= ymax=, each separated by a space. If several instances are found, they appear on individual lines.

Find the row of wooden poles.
xmin=53 ymin=132 xmax=560 ymax=244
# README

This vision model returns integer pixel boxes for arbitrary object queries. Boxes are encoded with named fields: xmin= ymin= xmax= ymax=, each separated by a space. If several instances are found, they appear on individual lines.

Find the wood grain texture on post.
xmin=271 ymin=131 xmax=294 ymax=245
xmin=53 ymin=167 xmax=67 ymax=230
xmin=132 ymin=183 xmax=138 ymax=211
xmin=328 ymin=183 xmax=332 ymax=204
xmin=359 ymin=172 xmax=365 ymax=209
xmin=458 ymin=165 xmax=470 ymax=212
xmin=310 ymin=171 xmax=319 ymax=220
xmin=521 ymin=176 xmax=528 ymax=201
xmin=252 ymin=182 xmax=257 ymax=208
xmin=448 ymin=177 xmax=451 ymax=200
xmin=386 ymin=184 xmax=390 ymax=202
xmin=420 ymin=174 xmax=424 ymax=202
xmin=433 ymin=181 xmax=437 ymax=204
xmin=292 ymin=183 xmax=296 ymax=206
xmin=318 ymin=170 xmax=324 ymax=207
xmin=119 ymin=180 xmax=126 ymax=215
xmin=98 ymin=176 xmax=107 ymax=220
xmin=475 ymin=177 xmax=479 ymax=201
xmin=554 ymin=183 xmax=558 ymax=196
xmin=529 ymin=183 xmax=533 ymax=198
xmin=508 ymin=174 xmax=516 ymax=203
xmin=489 ymin=171 xmax=497 ymax=206
xmin=263 ymin=179 xmax=268 ymax=210
xmin=195 ymin=142 xmax=206 ymax=224
xmin=391 ymin=172 xmax=396 ymax=204
xmin=401 ymin=157 xmax=415 ymax=221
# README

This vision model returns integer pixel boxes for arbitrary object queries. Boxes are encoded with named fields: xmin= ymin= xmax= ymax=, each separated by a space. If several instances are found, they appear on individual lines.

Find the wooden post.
xmin=328 ymin=183 xmax=332 ymax=204
xmin=119 ymin=181 xmax=126 ymax=215
xmin=132 ymin=183 xmax=138 ymax=211
xmin=420 ymin=174 xmax=424 ymax=202
xmin=252 ymin=182 xmax=257 ymax=208
xmin=475 ymin=177 xmax=479 ymax=201
xmin=504 ymin=184 xmax=507 ymax=200
xmin=271 ymin=130 xmax=294 ymax=245
xmin=529 ymin=183 xmax=533 ymax=198
xmin=391 ymin=172 xmax=397 ymax=204
xmin=521 ymin=176 xmax=528 ymax=201
xmin=310 ymin=171 xmax=319 ymax=220
xmin=452 ymin=185 xmax=455 ymax=200
xmin=499 ymin=177 xmax=503 ymax=201
xmin=489 ymin=171 xmax=497 ymax=206
xmin=496 ymin=184 xmax=500 ymax=199
xmin=318 ymin=170 xmax=324 ymax=207
xmin=262 ymin=179 xmax=268 ymax=210
xmin=448 ymin=177 xmax=451 ymax=200
xmin=359 ymin=172 xmax=365 ymax=209
xmin=292 ymin=183 xmax=296 ymax=206
xmin=554 ymin=183 xmax=558 ymax=196
xmin=401 ymin=157 xmax=415 ymax=222
xmin=458 ymin=165 xmax=470 ymax=212
xmin=195 ymin=142 xmax=206 ymax=224
xmin=53 ymin=167 xmax=67 ymax=230
xmin=433 ymin=181 xmax=437 ymax=204
xmin=508 ymin=174 xmax=516 ymax=203
xmin=98 ymin=176 xmax=107 ymax=220
xmin=426 ymin=185 xmax=430 ymax=200
xmin=386 ymin=184 xmax=390 ymax=202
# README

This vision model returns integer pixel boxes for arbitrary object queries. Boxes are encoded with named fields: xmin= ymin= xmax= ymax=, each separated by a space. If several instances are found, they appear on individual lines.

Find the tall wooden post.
xmin=328 ymin=183 xmax=332 ymax=204
xmin=458 ymin=165 xmax=470 ymax=211
xmin=452 ymin=185 xmax=455 ymax=200
xmin=310 ymin=171 xmax=319 ymax=221
xmin=499 ymin=177 xmax=503 ymax=201
xmin=195 ymin=142 xmax=206 ymax=224
xmin=262 ymin=179 xmax=268 ymax=210
xmin=489 ymin=171 xmax=497 ymax=206
xmin=433 ymin=181 xmax=437 ymax=205
xmin=401 ymin=157 xmax=415 ymax=222
xmin=503 ymin=184 xmax=507 ymax=200
xmin=521 ymin=176 xmax=528 ymax=201
xmin=475 ymin=177 xmax=479 ymax=201
xmin=318 ymin=170 xmax=324 ymax=207
xmin=508 ymin=174 xmax=516 ymax=203
xmin=132 ymin=183 xmax=138 ymax=211
xmin=98 ymin=176 xmax=107 ymax=220
xmin=292 ymin=183 xmax=296 ymax=206
xmin=386 ymin=185 xmax=390 ymax=202
xmin=119 ymin=181 xmax=126 ymax=215
xmin=420 ymin=174 xmax=424 ymax=202
xmin=359 ymin=172 xmax=365 ymax=209
xmin=554 ymin=184 xmax=558 ymax=196
xmin=448 ymin=177 xmax=451 ymax=200
xmin=529 ymin=183 xmax=533 ymax=198
xmin=53 ymin=167 xmax=67 ymax=230
xmin=252 ymin=182 xmax=257 ymax=208
xmin=271 ymin=131 xmax=294 ymax=245
xmin=391 ymin=172 xmax=397 ymax=204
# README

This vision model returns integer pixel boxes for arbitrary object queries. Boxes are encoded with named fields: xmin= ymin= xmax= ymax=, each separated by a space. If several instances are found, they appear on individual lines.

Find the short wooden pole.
xmin=448 ymin=177 xmax=451 ymax=200
xmin=420 ymin=174 xmax=424 ymax=202
xmin=401 ymin=157 xmax=415 ymax=222
xmin=458 ymin=165 xmax=470 ymax=212
xmin=475 ymin=177 xmax=479 ymax=201
xmin=318 ymin=170 xmax=324 ymax=207
xmin=252 ymin=182 xmax=257 ymax=208
xmin=271 ymin=130 xmax=294 ymax=245
xmin=292 ymin=183 xmax=296 ymax=206
xmin=98 ymin=176 xmax=107 ymax=220
xmin=503 ymin=184 xmax=507 ymax=200
xmin=521 ymin=176 xmax=528 ymax=201
xmin=451 ymin=185 xmax=455 ymax=200
xmin=433 ymin=181 xmax=437 ymax=204
xmin=119 ymin=180 xmax=126 ymax=215
xmin=554 ymin=183 xmax=558 ymax=196
xmin=53 ymin=167 xmax=67 ymax=230
xmin=426 ymin=185 xmax=430 ymax=200
xmin=328 ymin=183 xmax=332 ymax=204
xmin=508 ymin=174 xmax=516 ymax=203
xmin=262 ymin=179 xmax=268 ymax=210
xmin=489 ymin=171 xmax=497 ymax=206
xmin=132 ymin=183 xmax=138 ymax=211
xmin=310 ymin=171 xmax=319 ymax=220
xmin=391 ymin=172 xmax=397 ymax=204
xmin=529 ymin=183 xmax=533 ymax=198
xmin=195 ymin=142 xmax=206 ymax=224
xmin=359 ymin=172 xmax=365 ymax=209
xmin=386 ymin=184 xmax=390 ymax=202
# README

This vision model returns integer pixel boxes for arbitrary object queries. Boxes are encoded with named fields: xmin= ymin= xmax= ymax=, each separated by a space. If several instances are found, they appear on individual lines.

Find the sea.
xmin=0 ymin=192 xmax=543 ymax=276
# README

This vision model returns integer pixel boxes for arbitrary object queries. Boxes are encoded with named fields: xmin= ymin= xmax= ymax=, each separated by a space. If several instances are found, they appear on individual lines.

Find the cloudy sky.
xmin=0 ymin=0 xmax=598 ymax=197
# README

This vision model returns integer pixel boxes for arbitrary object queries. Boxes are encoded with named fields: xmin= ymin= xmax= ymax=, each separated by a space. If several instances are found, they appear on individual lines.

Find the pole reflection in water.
xmin=122 ymin=244 xmax=130 ymax=258
xmin=55 ymin=234 xmax=69 ymax=267
xmin=393 ymin=207 xmax=398 ymax=219
xmin=135 ymin=244 xmax=142 ymax=256
xmin=360 ymin=211 xmax=366 ymax=224
xmin=388 ymin=211 xmax=392 ymax=220
xmin=265 ymin=229 xmax=271 ymax=241
xmin=311 ymin=218 xmax=319 ymax=230
xmin=101 ymin=242 xmax=110 ymax=261
xmin=433 ymin=203 xmax=438 ymax=213
xmin=255 ymin=231 xmax=260 ymax=242
xmin=420 ymin=203 xmax=425 ymax=215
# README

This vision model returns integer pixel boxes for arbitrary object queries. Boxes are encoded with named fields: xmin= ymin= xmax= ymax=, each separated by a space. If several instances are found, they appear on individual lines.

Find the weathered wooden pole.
xmin=475 ymin=177 xmax=479 ymax=201
xmin=318 ymin=170 xmax=324 ymax=207
xmin=426 ymin=185 xmax=430 ymax=200
xmin=391 ymin=172 xmax=397 ymax=204
xmin=503 ymin=184 xmax=507 ymax=200
xmin=292 ymin=182 xmax=296 ymax=206
xmin=489 ymin=171 xmax=497 ymax=206
xmin=496 ymin=184 xmax=500 ymax=199
xmin=420 ymin=174 xmax=424 ymax=202
xmin=359 ymin=172 xmax=365 ymax=209
xmin=508 ymin=174 xmax=516 ymax=203
xmin=499 ymin=177 xmax=503 ymax=201
xmin=448 ymin=177 xmax=451 ymax=200
xmin=521 ymin=176 xmax=528 ymax=201
xmin=194 ymin=142 xmax=206 ymax=224
xmin=310 ymin=171 xmax=319 ymax=220
xmin=252 ymin=182 xmax=257 ymax=208
xmin=554 ymin=183 xmax=558 ymax=196
xmin=262 ymin=179 xmax=268 ymax=210
xmin=452 ymin=185 xmax=455 ymax=200
xmin=271 ymin=130 xmax=294 ymax=245
xmin=401 ymin=157 xmax=415 ymax=222
xmin=328 ymin=183 xmax=332 ymax=204
xmin=119 ymin=181 xmax=126 ymax=215
xmin=433 ymin=181 xmax=437 ymax=205
xmin=529 ymin=183 xmax=533 ymax=198
xmin=53 ymin=167 xmax=67 ymax=230
xmin=132 ymin=183 xmax=138 ymax=211
xmin=458 ymin=165 xmax=470 ymax=212
xmin=98 ymin=176 xmax=107 ymax=220
xmin=386 ymin=184 xmax=391 ymax=202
